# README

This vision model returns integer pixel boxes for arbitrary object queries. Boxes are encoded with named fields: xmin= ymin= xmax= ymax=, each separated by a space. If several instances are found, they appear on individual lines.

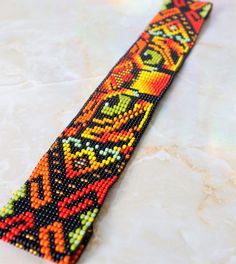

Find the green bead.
xmin=71 ymin=245 xmax=76 ymax=251
xmin=75 ymin=228 xmax=81 ymax=234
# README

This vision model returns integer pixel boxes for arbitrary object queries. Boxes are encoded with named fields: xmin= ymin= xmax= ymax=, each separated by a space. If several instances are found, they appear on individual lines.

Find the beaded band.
xmin=0 ymin=0 xmax=212 ymax=263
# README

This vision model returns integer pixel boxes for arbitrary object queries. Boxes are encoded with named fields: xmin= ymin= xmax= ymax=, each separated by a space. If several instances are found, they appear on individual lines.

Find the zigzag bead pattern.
xmin=0 ymin=0 xmax=213 ymax=263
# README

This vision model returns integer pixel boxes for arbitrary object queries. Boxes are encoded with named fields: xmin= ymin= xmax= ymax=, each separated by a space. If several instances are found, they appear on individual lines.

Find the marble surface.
xmin=0 ymin=0 xmax=235 ymax=263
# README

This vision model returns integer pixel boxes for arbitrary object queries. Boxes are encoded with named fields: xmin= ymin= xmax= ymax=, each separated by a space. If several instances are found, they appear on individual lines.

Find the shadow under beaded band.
xmin=0 ymin=0 xmax=213 ymax=263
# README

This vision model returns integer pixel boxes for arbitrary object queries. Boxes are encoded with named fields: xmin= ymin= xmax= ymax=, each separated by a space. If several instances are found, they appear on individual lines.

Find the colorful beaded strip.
xmin=0 ymin=0 xmax=212 ymax=263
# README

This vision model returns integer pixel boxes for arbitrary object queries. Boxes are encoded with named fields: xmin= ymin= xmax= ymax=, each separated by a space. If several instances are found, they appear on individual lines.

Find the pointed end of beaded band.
xmin=199 ymin=2 xmax=213 ymax=19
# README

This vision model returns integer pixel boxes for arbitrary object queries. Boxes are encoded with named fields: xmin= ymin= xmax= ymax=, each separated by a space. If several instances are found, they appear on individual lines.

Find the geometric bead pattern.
xmin=0 ymin=0 xmax=213 ymax=263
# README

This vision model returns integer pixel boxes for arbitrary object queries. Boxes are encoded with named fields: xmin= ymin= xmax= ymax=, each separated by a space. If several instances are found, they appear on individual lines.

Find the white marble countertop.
xmin=0 ymin=0 xmax=235 ymax=263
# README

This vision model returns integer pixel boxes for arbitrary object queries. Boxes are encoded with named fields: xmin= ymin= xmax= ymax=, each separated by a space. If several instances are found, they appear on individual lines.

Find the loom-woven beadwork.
xmin=0 ymin=0 xmax=212 ymax=263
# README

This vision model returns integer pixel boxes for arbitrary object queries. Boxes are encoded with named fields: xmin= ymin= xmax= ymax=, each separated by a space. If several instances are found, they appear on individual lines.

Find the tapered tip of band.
xmin=199 ymin=2 xmax=213 ymax=19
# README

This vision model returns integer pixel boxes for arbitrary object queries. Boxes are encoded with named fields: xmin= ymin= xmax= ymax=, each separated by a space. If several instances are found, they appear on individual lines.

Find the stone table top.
xmin=0 ymin=0 xmax=235 ymax=263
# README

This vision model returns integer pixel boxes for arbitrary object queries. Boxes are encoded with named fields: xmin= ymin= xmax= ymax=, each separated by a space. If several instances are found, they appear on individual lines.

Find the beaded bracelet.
xmin=0 ymin=0 xmax=212 ymax=263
